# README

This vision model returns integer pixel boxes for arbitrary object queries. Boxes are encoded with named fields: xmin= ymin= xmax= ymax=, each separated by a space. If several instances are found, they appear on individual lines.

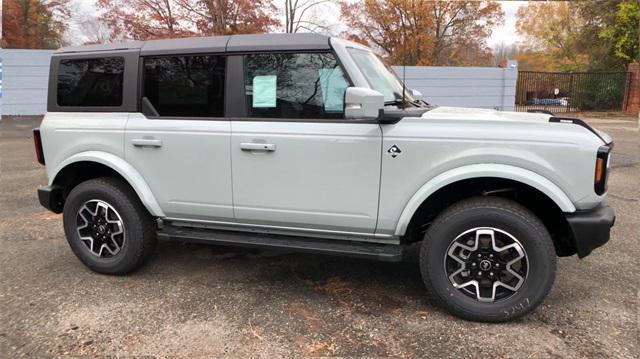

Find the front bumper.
xmin=37 ymin=185 xmax=64 ymax=213
xmin=566 ymin=203 xmax=615 ymax=258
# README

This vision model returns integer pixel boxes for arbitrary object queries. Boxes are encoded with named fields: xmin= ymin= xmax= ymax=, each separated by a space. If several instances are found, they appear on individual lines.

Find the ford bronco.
xmin=34 ymin=34 xmax=615 ymax=322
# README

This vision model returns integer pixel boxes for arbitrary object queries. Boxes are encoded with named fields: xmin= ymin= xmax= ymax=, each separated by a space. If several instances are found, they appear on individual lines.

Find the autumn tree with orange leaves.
xmin=2 ymin=0 xmax=71 ymax=49
xmin=96 ymin=0 xmax=193 ymax=41
xmin=176 ymin=0 xmax=279 ymax=35
xmin=340 ymin=0 xmax=504 ymax=66
xmin=95 ymin=0 xmax=279 ymax=41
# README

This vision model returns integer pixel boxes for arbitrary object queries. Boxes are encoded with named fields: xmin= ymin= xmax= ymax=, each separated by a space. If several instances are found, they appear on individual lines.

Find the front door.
xmin=231 ymin=52 xmax=382 ymax=234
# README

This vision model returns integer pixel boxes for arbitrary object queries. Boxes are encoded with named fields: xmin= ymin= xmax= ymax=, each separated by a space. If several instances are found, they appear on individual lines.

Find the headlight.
xmin=594 ymin=144 xmax=612 ymax=195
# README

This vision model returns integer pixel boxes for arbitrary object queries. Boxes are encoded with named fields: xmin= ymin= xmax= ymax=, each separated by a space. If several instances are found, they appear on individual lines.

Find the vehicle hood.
xmin=421 ymin=106 xmax=552 ymax=123
xmin=420 ymin=106 xmax=611 ymax=144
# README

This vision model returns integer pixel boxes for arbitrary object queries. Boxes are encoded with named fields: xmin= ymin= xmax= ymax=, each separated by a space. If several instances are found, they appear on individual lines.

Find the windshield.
xmin=347 ymin=47 xmax=415 ymax=104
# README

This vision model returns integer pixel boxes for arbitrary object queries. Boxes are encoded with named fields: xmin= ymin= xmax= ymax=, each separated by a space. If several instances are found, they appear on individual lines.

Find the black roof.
xmin=55 ymin=33 xmax=332 ymax=55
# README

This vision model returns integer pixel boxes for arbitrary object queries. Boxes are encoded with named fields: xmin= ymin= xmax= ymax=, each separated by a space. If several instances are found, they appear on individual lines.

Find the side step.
xmin=158 ymin=225 xmax=403 ymax=262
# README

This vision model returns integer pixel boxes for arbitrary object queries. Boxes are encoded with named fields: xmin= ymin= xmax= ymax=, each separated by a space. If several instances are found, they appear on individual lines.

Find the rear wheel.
xmin=63 ymin=177 xmax=157 ymax=275
xmin=420 ymin=197 xmax=556 ymax=322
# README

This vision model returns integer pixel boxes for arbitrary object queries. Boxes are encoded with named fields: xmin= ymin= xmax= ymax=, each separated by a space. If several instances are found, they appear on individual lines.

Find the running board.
xmin=158 ymin=225 xmax=403 ymax=262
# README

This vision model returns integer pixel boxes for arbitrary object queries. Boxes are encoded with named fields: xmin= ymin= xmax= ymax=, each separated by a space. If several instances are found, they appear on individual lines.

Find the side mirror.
xmin=410 ymin=88 xmax=422 ymax=97
xmin=344 ymin=87 xmax=384 ymax=120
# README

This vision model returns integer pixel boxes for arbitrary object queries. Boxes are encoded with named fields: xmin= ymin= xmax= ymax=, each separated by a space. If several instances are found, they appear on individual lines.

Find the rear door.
xmin=230 ymin=52 xmax=382 ymax=234
xmin=125 ymin=53 xmax=233 ymax=221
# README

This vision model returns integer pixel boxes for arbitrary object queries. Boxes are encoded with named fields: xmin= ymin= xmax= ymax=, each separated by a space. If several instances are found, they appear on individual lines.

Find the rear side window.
xmin=243 ymin=52 xmax=349 ymax=119
xmin=57 ymin=57 xmax=124 ymax=107
xmin=143 ymin=55 xmax=226 ymax=117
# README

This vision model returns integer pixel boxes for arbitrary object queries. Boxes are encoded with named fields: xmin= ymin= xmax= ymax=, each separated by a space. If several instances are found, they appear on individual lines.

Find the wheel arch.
xmin=395 ymin=164 xmax=578 ymax=256
xmin=50 ymin=151 xmax=164 ymax=217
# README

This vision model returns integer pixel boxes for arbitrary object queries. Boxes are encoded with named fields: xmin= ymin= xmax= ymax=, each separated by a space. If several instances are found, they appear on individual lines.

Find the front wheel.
xmin=420 ymin=197 xmax=556 ymax=322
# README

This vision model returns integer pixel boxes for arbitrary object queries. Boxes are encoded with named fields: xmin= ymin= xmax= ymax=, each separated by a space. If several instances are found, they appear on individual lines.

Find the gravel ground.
xmin=0 ymin=115 xmax=638 ymax=358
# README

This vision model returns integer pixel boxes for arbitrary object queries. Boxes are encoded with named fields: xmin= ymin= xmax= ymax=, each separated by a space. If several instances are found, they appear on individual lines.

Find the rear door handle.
xmin=131 ymin=138 xmax=163 ymax=148
xmin=240 ymin=142 xmax=276 ymax=152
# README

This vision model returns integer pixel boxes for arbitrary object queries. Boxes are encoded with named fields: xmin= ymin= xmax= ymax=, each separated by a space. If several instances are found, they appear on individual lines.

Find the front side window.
xmin=57 ymin=57 xmax=124 ymax=107
xmin=143 ymin=55 xmax=226 ymax=117
xmin=244 ymin=52 xmax=349 ymax=119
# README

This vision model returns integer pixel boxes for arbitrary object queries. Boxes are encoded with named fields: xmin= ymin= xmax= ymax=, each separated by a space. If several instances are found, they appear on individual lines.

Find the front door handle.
xmin=132 ymin=138 xmax=163 ymax=148
xmin=240 ymin=142 xmax=276 ymax=152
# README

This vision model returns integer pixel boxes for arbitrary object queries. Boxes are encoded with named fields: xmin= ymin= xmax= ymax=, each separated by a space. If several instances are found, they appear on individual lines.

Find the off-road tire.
xmin=420 ymin=196 xmax=556 ymax=322
xmin=62 ymin=177 xmax=157 ymax=275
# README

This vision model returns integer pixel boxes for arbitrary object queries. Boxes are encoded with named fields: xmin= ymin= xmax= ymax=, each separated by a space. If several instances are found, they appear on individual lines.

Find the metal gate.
xmin=515 ymin=71 xmax=631 ymax=113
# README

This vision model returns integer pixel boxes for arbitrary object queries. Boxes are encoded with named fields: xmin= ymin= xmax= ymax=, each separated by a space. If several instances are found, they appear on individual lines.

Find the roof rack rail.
xmin=527 ymin=109 xmax=555 ymax=115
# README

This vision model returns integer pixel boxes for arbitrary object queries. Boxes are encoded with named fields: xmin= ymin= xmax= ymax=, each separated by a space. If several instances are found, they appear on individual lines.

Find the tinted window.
xmin=143 ymin=55 xmax=226 ymax=117
xmin=244 ymin=53 xmax=349 ymax=119
xmin=57 ymin=57 xmax=124 ymax=107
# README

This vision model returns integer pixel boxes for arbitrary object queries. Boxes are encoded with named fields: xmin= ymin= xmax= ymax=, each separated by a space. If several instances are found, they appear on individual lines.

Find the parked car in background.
xmin=34 ymin=34 xmax=615 ymax=322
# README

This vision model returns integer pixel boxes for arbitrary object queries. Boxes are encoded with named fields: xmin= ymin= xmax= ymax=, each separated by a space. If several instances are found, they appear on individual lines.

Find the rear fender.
xmin=50 ymin=151 xmax=165 ymax=217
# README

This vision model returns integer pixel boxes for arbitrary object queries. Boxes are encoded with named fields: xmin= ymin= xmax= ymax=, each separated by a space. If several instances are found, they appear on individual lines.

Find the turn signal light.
xmin=594 ymin=158 xmax=604 ymax=183
xmin=594 ymin=145 xmax=612 ymax=195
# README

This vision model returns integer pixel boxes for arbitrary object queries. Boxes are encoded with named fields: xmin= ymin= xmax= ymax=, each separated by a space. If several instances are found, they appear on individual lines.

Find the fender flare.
xmin=50 ymin=151 xmax=165 ymax=217
xmin=394 ymin=163 xmax=576 ymax=236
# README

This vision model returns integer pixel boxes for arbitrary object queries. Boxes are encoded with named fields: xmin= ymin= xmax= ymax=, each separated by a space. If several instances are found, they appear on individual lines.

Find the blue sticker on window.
xmin=319 ymin=68 xmax=348 ymax=113
xmin=252 ymin=75 xmax=277 ymax=108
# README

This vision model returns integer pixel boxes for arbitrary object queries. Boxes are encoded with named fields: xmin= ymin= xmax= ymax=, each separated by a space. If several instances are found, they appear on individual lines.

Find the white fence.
xmin=0 ymin=49 xmax=54 ymax=116
xmin=393 ymin=61 xmax=517 ymax=111
xmin=0 ymin=49 xmax=517 ymax=115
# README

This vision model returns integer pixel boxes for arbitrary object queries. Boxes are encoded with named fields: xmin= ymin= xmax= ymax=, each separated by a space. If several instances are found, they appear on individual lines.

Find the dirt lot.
xmin=1 ymin=115 xmax=638 ymax=358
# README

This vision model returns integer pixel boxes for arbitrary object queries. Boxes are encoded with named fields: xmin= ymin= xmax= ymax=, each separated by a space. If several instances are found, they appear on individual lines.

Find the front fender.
xmin=394 ymin=163 xmax=576 ymax=236
xmin=50 ymin=151 xmax=165 ymax=217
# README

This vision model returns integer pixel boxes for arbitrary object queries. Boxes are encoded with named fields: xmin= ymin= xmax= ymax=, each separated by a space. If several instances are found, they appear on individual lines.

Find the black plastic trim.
xmin=159 ymin=225 xmax=403 ymax=262
xmin=527 ymin=109 xmax=555 ymax=115
xmin=565 ymin=203 xmax=615 ymax=258
xmin=37 ymin=185 xmax=64 ymax=213
xmin=33 ymin=128 xmax=45 ymax=165
xmin=549 ymin=116 xmax=609 ymax=144
xmin=380 ymin=107 xmax=433 ymax=124
xmin=226 ymin=55 xmax=246 ymax=118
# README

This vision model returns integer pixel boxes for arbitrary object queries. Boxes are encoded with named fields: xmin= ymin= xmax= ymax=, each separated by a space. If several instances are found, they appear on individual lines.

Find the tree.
xmin=340 ymin=0 xmax=504 ymax=66
xmin=283 ymin=0 xmax=332 ymax=33
xmin=515 ymin=0 xmax=638 ymax=72
xmin=1 ymin=0 xmax=71 ymax=49
xmin=96 ymin=0 xmax=193 ymax=41
xmin=599 ymin=1 xmax=639 ymax=63
xmin=516 ymin=1 xmax=590 ymax=72
xmin=175 ymin=0 xmax=279 ymax=35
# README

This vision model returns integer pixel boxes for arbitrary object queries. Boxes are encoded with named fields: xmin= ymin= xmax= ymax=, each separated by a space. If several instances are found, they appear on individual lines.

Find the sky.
xmin=489 ymin=1 xmax=527 ymax=48
xmin=68 ymin=0 xmax=526 ymax=49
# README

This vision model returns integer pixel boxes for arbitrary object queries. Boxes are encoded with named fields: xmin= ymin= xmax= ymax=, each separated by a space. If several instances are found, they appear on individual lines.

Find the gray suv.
xmin=34 ymin=34 xmax=615 ymax=322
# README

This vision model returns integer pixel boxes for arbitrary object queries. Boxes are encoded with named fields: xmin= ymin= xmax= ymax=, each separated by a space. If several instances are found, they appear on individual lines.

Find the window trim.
xmin=47 ymin=50 xmax=139 ymax=113
xmin=136 ymin=49 xmax=374 ymax=124
xmin=140 ymin=52 xmax=228 ymax=120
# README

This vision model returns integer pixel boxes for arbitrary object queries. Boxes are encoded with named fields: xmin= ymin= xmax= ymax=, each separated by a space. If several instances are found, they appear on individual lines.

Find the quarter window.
xmin=57 ymin=57 xmax=124 ymax=107
xmin=143 ymin=55 xmax=226 ymax=117
xmin=243 ymin=53 xmax=349 ymax=119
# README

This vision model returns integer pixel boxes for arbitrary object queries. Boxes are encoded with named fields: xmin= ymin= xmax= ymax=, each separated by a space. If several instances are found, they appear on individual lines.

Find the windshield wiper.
xmin=384 ymin=99 xmax=408 ymax=107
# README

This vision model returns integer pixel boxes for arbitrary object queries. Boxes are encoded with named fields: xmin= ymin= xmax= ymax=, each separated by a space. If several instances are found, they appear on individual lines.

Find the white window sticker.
xmin=252 ymin=75 xmax=277 ymax=108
